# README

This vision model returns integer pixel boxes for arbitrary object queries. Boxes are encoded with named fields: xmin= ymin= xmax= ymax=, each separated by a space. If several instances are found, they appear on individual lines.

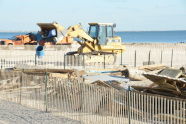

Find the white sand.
xmin=0 ymin=99 xmax=80 ymax=124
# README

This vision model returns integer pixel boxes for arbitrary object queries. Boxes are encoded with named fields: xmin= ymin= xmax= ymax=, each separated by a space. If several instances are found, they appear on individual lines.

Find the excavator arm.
xmin=66 ymin=24 xmax=94 ymax=42
xmin=66 ymin=24 xmax=97 ymax=53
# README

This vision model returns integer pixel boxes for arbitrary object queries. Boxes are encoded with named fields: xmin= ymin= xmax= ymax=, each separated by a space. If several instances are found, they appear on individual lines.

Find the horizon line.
xmin=0 ymin=29 xmax=186 ymax=33
xmin=116 ymin=29 xmax=186 ymax=32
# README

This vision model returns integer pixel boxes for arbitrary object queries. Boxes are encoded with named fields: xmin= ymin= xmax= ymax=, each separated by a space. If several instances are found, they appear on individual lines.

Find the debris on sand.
xmin=132 ymin=68 xmax=186 ymax=98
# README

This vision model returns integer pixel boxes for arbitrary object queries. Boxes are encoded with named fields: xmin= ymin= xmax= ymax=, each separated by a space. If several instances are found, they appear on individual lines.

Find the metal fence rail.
xmin=0 ymin=71 xmax=185 ymax=124
xmin=0 ymin=50 xmax=186 ymax=69
xmin=0 ymin=54 xmax=119 ymax=69
xmin=1 ymin=45 xmax=186 ymax=69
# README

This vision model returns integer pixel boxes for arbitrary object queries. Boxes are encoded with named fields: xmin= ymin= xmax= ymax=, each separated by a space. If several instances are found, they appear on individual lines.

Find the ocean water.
xmin=116 ymin=31 xmax=186 ymax=43
xmin=0 ymin=32 xmax=28 ymax=39
xmin=0 ymin=31 xmax=186 ymax=43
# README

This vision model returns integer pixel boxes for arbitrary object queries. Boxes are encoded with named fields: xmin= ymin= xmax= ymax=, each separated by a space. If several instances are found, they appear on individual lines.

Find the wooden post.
xmin=120 ymin=49 xmax=123 ymax=65
xmin=171 ymin=49 xmax=174 ymax=67
xmin=73 ymin=55 xmax=75 ymax=66
xmin=19 ymin=72 xmax=22 ymax=104
xmin=104 ymin=54 xmax=106 ymax=69
xmin=70 ymin=55 xmax=72 ymax=66
xmin=1 ymin=59 xmax=2 ymax=69
xmin=35 ymin=54 xmax=37 ymax=66
xmin=78 ymin=55 xmax=80 ymax=66
xmin=127 ymin=86 xmax=131 ymax=124
xmin=148 ymin=50 xmax=151 ymax=65
xmin=134 ymin=50 xmax=137 ymax=67
xmin=83 ymin=54 xmax=85 ymax=68
xmin=45 ymin=72 xmax=48 ymax=112
xmin=160 ymin=50 xmax=163 ymax=64
xmin=64 ymin=54 xmax=66 ymax=69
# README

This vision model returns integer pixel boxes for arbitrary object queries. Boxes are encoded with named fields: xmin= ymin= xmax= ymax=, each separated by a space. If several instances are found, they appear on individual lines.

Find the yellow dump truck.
xmin=37 ymin=22 xmax=73 ymax=46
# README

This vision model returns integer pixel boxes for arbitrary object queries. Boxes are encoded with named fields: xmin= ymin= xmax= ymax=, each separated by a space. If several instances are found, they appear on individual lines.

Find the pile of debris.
xmin=124 ymin=64 xmax=168 ymax=81
xmin=87 ymin=65 xmax=186 ymax=98
xmin=13 ymin=67 xmax=85 ymax=80
xmin=91 ymin=80 xmax=126 ymax=91
xmin=0 ymin=68 xmax=85 ymax=91
xmin=132 ymin=67 xmax=186 ymax=98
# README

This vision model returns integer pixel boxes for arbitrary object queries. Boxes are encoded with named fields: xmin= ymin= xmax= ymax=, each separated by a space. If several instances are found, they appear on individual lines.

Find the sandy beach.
xmin=0 ymin=99 xmax=80 ymax=124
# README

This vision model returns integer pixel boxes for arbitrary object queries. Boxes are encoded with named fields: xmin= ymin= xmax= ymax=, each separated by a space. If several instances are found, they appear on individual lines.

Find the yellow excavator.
xmin=66 ymin=23 xmax=126 ymax=65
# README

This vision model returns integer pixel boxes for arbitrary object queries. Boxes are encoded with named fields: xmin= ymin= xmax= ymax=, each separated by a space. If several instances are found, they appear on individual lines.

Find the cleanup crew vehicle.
xmin=0 ymin=34 xmax=37 ymax=45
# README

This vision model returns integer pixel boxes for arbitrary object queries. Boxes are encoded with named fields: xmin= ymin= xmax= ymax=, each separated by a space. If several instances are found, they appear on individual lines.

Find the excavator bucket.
xmin=37 ymin=22 xmax=65 ymax=32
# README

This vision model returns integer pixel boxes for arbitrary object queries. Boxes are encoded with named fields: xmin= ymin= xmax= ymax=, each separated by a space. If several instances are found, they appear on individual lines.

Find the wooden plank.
xmin=158 ymin=69 xmax=182 ymax=78
xmin=138 ymin=64 xmax=167 ymax=72
xmin=143 ymin=74 xmax=186 ymax=85
xmin=19 ymin=69 xmax=74 ymax=73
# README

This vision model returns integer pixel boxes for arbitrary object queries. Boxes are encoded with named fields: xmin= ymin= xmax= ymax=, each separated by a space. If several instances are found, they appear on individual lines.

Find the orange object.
xmin=0 ymin=35 xmax=37 ymax=45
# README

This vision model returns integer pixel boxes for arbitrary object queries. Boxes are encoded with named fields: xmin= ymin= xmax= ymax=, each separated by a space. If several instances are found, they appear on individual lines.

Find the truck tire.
xmin=8 ymin=43 xmax=13 ymax=45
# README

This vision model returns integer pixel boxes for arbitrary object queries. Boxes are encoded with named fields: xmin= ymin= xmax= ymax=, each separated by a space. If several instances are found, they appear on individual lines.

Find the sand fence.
xmin=0 ymin=71 xmax=185 ymax=124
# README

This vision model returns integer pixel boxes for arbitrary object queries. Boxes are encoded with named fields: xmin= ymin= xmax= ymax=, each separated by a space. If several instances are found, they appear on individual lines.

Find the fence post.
xmin=73 ymin=55 xmax=76 ymax=66
xmin=64 ymin=54 xmax=66 ymax=69
xmin=1 ymin=59 xmax=2 ymax=69
xmin=83 ymin=54 xmax=85 ymax=69
xmin=78 ymin=55 xmax=80 ymax=66
xmin=35 ymin=54 xmax=37 ymax=66
xmin=127 ymin=86 xmax=131 ymax=124
xmin=171 ymin=49 xmax=173 ymax=67
xmin=19 ymin=72 xmax=23 ymax=104
xmin=4 ymin=59 xmax=5 ymax=69
xmin=148 ymin=50 xmax=151 ymax=65
xmin=120 ymin=49 xmax=123 ymax=65
xmin=44 ymin=72 xmax=48 ymax=112
xmin=160 ymin=50 xmax=163 ymax=64
xmin=104 ymin=54 xmax=106 ymax=69
xmin=134 ymin=50 xmax=137 ymax=67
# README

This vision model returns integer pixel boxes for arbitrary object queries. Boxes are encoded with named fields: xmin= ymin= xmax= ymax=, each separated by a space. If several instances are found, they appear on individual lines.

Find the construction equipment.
xmin=66 ymin=23 xmax=126 ymax=65
xmin=0 ymin=34 xmax=37 ymax=45
xmin=37 ymin=22 xmax=73 ymax=45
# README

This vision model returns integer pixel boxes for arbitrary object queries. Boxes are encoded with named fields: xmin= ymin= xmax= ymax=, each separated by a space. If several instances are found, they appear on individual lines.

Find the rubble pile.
xmin=132 ymin=68 xmax=186 ymax=98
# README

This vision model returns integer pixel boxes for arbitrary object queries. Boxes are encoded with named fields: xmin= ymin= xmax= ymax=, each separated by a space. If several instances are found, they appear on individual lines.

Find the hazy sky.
xmin=0 ymin=0 xmax=186 ymax=31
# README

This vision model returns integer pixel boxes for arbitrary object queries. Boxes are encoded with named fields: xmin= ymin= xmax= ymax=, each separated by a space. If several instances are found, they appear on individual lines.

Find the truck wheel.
xmin=8 ymin=43 xmax=13 ymax=45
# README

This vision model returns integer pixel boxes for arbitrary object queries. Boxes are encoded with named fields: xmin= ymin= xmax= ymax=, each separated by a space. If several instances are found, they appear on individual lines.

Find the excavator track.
xmin=66 ymin=52 xmax=117 ymax=66
xmin=83 ymin=53 xmax=116 ymax=66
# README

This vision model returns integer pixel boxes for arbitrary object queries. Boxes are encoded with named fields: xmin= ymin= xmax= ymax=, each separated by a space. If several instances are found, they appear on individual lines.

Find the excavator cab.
xmin=88 ymin=23 xmax=121 ymax=45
